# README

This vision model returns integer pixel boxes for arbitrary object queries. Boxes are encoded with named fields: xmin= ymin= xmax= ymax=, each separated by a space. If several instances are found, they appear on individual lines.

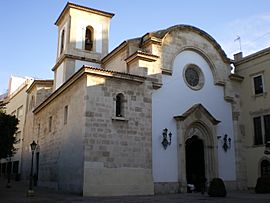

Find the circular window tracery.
xmin=183 ymin=64 xmax=204 ymax=90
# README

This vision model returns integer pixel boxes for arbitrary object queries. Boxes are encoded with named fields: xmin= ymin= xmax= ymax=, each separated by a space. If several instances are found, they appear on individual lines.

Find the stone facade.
xmin=83 ymin=74 xmax=154 ymax=196
xmin=25 ymin=75 xmax=86 ymax=192
xmin=22 ymin=66 xmax=154 ymax=195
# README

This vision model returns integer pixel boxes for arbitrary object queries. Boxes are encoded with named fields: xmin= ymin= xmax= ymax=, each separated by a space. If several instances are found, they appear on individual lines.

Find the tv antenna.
xmin=234 ymin=35 xmax=242 ymax=52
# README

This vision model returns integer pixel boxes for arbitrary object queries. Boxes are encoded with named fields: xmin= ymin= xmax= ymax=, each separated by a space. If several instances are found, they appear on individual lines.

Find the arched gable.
xmin=150 ymin=25 xmax=231 ymax=85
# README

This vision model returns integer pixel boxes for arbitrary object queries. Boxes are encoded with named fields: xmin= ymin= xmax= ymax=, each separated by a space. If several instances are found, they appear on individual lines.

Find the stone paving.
xmin=1 ymin=177 xmax=270 ymax=203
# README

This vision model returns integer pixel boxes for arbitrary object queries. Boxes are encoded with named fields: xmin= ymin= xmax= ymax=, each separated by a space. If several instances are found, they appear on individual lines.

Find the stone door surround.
xmin=174 ymin=104 xmax=219 ymax=192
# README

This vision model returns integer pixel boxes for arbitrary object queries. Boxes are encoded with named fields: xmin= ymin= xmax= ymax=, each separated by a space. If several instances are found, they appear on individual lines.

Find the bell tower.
xmin=53 ymin=2 xmax=114 ymax=90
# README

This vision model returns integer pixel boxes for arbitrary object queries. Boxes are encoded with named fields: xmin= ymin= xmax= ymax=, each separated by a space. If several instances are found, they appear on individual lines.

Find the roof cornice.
xmin=142 ymin=36 xmax=162 ymax=47
xmin=84 ymin=66 xmax=146 ymax=82
xmin=234 ymin=47 xmax=270 ymax=66
xmin=52 ymin=54 xmax=101 ymax=71
xmin=6 ymin=83 xmax=28 ymax=102
xmin=125 ymin=51 xmax=159 ymax=64
xmin=55 ymin=2 xmax=114 ymax=26
xmin=33 ymin=66 xmax=146 ymax=114
xmin=229 ymin=74 xmax=244 ymax=82
xmin=26 ymin=80 xmax=53 ymax=93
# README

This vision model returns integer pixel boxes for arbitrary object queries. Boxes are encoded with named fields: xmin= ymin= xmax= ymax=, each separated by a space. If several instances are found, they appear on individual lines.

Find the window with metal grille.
xmin=261 ymin=160 xmax=270 ymax=177
xmin=49 ymin=116 xmax=52 ymax=132
xmin=116 ymin=93 xmax=124 ymax=117
xmin=64 ymin=105 xmax=68 ymax=125
xmin=254 ymin=116 xmax=263 ymax=145
xmin=264 ymin=115 xmax=270 ymax=143
xmin=253 ymin=75 xmax=263 ymax=95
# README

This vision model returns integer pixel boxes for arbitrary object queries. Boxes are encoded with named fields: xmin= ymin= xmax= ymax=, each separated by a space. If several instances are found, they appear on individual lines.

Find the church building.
xmin=21 ymin=2 xmax=246 ymax=196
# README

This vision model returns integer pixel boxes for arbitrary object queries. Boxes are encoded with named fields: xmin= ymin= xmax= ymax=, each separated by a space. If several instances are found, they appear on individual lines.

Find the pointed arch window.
xmin=116 ymin=93 xmax=124 ymax=117
xmin=85 ymin=26 xmax=94 ymax=51
xmin=60 ymin=29 xmax=65 ymax=54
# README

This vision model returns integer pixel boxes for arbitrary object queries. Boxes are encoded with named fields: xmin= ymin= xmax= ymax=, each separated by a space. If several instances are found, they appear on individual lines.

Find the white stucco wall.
xmin=75 ymin=60 xmax=101 ymax=72
xmin=55 ymin=63 xmax=64 ymax=89
xmin=152 ymin=50 xmax=236 ymax=183
xmin=95 ymin=23 xmax=102 ymax=53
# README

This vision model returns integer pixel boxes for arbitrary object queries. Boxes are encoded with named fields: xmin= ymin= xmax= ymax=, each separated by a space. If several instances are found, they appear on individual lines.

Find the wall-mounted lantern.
xmin=264 ymin=141 xmax=270 ymax=155
xmin=222 ymin=134 xmax=231 ymax=152
xmin=218 ymin=134 xmax=231 ymax=152
xmin=161 ymin=128 xmax=172 ymax=150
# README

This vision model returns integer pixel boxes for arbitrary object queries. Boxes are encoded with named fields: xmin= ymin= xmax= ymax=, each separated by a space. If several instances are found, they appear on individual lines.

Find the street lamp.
xmin=27 ymin=140 xmax=37 ymax=196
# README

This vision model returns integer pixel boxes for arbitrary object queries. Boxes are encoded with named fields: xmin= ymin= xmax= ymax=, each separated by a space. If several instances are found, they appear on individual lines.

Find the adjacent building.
xmin=234 ymin=49 xmax=270 ymax=189
xmin=0 ymin=76 xmax=34 ymax=178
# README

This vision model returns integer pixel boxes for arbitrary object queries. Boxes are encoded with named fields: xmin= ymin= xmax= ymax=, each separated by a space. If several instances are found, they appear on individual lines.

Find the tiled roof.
xmin=83 ymin=65 xmax=146 ymax=80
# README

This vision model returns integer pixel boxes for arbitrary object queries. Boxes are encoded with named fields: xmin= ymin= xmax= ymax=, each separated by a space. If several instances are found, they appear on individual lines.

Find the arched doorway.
xmin=185 ymin=135 xmax=205 ymax=192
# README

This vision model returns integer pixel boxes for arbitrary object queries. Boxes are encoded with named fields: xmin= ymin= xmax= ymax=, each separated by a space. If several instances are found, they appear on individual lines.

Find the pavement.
xmin=1 ymin=177 xmax=270 ymax=203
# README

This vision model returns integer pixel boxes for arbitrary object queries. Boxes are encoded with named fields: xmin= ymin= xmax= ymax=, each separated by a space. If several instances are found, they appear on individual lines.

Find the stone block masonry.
xmin=83 ymin=75 xmax=154 ymax=196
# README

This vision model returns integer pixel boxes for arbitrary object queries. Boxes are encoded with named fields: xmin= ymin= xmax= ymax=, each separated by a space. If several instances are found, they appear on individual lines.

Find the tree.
xmin=0 ymin=111 xmax=19 ymax=159
xmin=0 ymin=93 xmax=8 ymax=111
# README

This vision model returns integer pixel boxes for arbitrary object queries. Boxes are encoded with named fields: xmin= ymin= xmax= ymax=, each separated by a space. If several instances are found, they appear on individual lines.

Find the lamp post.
xmin=6 ymin=155 xmax=11 ymax=188
xmin=27 ymin=140 xmax=37 ymax=196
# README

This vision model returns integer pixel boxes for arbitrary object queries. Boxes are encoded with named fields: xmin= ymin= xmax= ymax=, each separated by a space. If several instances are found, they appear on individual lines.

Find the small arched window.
xmin=261 ymin=160 xmax=270 ymax=177
xmin=85 ymin=26 xmax=94 ymax=51
xmin=60 ymin=29 xmax=65 ymax=54
xmin=116 ymin=93 xmax=124 ymax=117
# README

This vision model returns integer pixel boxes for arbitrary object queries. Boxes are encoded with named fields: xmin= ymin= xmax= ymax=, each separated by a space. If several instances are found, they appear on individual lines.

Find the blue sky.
xmin=1 ymin=0 xmax=270 ymax=94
